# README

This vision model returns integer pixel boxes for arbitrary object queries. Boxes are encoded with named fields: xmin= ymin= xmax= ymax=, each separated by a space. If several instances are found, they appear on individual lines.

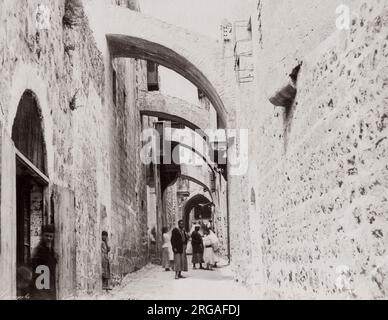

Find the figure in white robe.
xmin=203 ymin=231 xmax=215 ymax=270
xmin=209 ymin=230 xmax=220 ymax=266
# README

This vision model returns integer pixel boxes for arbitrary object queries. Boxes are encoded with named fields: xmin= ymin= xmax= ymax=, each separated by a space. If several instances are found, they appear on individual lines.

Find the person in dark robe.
xmin=191 ymin=226 xmax=204 ymax=269
xmin=30 ymin=224 xmax=58 ymax=300
xmin=171 ymin=220 xmax=189 ymax=280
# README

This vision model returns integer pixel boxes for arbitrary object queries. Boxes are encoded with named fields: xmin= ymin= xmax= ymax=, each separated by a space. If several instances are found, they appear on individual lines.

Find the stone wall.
xmin=213 ymin=173 xmax=229 ymax=258
xmin=0 ymin=0 xmax=149 ymax=297
xmin=232 ymin=0 xmax=388 ymax=299
xmin=108 ymin=57 xmax=149 ymax=285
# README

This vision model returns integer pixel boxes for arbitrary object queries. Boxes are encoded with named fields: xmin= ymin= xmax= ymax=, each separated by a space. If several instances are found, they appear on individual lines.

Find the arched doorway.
xmin=12 ymin=90 xmax=49 ymax=296
xmin=183 ymin=194 xmax=213 ymax=232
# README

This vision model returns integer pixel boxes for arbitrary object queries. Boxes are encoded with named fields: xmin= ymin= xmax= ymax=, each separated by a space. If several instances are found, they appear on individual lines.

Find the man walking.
xmin=171 ymin=220 xmax=189 ymax=279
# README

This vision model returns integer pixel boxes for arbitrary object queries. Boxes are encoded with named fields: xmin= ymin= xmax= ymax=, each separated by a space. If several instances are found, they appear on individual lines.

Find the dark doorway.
xmin=16 ymin=165 xmax=45 ymax=267
xmin=12 ymin=90 xmax=48 ymax=297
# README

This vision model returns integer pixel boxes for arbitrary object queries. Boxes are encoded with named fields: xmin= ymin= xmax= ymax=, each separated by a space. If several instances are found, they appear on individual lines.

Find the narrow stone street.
xmin=94 ymin=258 xmax=256 ymax=300
xmin=1 ymin=0 xmax=387 ymax=301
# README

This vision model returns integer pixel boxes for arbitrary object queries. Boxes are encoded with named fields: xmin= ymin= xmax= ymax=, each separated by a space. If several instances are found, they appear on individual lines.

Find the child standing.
xmin=101 ymin=231 xmax=111 ymax=290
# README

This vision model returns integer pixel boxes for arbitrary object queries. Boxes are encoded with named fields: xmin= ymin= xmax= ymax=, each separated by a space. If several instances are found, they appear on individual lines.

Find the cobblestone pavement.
xmin=98 ymin=258 xmax=257 ymax=300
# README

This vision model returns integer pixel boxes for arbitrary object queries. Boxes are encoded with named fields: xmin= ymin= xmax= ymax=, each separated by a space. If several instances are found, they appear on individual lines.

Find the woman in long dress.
xmin=202 ymin=228 xmax=215 ymax=270
xmin=162 ymin=227 xmax=174 ymax=271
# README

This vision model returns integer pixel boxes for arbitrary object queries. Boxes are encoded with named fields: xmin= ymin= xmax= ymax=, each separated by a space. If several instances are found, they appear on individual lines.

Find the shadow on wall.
xmin=268 ymin=62 xmax=303 ymax=152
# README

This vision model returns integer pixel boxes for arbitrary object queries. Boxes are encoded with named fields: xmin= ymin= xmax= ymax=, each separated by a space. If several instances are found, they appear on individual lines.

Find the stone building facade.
xmin=228 ymin=0 xmax=388 ymax=299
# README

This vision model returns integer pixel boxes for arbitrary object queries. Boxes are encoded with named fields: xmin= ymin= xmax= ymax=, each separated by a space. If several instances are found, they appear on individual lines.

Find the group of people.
xmin=16 ymin=219 xmax=220 ymax=299
xmin=162 ymin=219 xmax=220 ymax=279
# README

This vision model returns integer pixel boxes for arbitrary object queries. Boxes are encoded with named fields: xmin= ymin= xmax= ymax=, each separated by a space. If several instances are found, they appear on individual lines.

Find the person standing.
xmin=162 ymin=227 xmax=174 ymax=271
xmin=101 ymin=231 xmax=111 ymax=290
xmin=191 ymin=225 xmax=204 ymax=269
xmin=30 ymin=224 xmax=58 ymax=300
xmin=171 ymin=220 xmax=189 ymax=279
xmin=202 ymin=228 xmax=215 ymax=271
xmin=209 ymin=228 xmax=220 ymax=268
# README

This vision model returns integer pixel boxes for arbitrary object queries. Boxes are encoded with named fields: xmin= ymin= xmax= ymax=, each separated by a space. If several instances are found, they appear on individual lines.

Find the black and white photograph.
xmin=0 ymin=0 xmax=387 ymax=307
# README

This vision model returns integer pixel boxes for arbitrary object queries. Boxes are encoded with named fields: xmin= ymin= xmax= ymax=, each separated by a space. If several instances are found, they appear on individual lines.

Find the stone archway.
xmin=7 ymin=62 xmax=54 ymax=178
xmin=183 ymin=193 xmax=213 ymax=232
xmin=180 ymin=163 xmax=214 ymax=195
xmin=83 ymin=2 xmax=236 ymax=128
xmin=140 ymin=92 xmax=212 ymax=135
xmin=12 ymin=91 xmax=50 ymax=297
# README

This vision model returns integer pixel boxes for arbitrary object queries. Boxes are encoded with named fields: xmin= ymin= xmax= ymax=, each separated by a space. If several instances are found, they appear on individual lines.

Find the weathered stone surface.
xmin=231 ymin=0 xmax=388 ymax=299
xmin=0 ymin=0 xmax=149 ymax=298
xmin=0 ymin=129 xmax=16 ymax=299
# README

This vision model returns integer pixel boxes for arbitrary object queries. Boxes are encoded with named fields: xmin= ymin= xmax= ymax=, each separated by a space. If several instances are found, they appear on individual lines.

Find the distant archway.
xmin=141 ymin=91 xmax=211 ymax=135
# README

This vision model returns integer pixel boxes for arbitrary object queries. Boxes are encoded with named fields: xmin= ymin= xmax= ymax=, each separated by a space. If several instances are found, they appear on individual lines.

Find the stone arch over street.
xmin=167 ymin=129 xmax=216 ymax=172
xmin=83 ymin=2 xmax=236 ymax=128
xmin=83 ymin=4 xmax=233 ymax=259
xmin=180 ymin=164 xmax=213 ymax=194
